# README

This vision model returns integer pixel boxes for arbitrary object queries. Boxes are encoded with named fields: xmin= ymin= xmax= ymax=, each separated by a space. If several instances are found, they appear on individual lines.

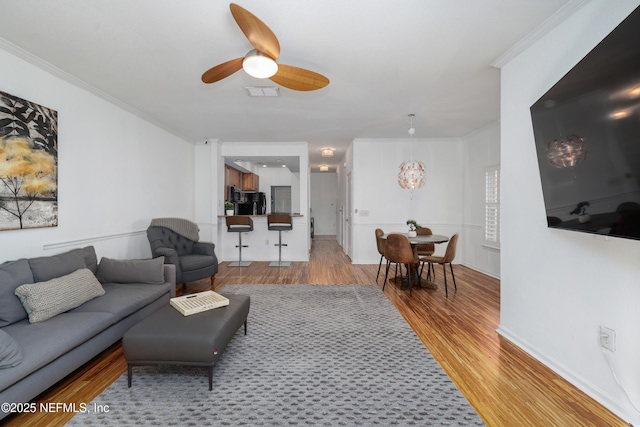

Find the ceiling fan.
xmin=201 ymin=3 xmax=329 ymax=91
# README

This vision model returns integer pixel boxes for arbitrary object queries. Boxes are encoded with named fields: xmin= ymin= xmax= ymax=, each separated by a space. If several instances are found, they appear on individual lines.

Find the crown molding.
xmin=491 ymin=0 xmax=591 ymax=69
xmin=0 ymin=37 xmax=193 ymax=143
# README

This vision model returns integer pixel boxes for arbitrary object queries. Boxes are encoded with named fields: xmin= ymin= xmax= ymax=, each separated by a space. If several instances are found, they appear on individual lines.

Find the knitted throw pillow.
xmin=14 ymin=268 xmax=105 ymax=324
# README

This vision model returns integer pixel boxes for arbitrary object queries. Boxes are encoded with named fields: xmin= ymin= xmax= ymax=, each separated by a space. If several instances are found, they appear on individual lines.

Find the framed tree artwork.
xmin=0 ymin=90 xmax=58 ymax=231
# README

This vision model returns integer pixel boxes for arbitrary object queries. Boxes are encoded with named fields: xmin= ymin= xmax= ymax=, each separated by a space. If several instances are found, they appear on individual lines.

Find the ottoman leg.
xmin=128 ymin=364 xmax=133 ymax=388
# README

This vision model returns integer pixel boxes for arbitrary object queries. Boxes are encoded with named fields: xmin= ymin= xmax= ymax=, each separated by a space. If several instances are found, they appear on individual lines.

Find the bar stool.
xmin=267 ymin=214 xmax=292 ymax=267
xmin=226 ymin=216 xmax=253 ymax=267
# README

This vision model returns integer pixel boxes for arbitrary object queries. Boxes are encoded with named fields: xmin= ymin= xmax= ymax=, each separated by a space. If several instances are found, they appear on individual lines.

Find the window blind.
xmin=485 ymin=166 xmax=500 ymax=243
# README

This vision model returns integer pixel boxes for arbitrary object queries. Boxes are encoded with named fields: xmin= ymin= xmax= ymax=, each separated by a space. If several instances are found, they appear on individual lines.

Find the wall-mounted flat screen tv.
xmin=530 ymin=5 xmax=640 ymax=240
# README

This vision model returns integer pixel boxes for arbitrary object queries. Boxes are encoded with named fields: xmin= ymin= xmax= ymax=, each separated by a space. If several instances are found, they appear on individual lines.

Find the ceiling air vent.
xmin=245 ymin=86 xmax=279 ymax=97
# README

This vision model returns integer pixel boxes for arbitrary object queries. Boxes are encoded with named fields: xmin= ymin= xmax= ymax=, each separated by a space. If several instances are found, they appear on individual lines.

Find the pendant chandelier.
xmin=397 ymin=114 xmax=426 ymax=190
xmin=546 ymin=134 xmax=587 ymax=168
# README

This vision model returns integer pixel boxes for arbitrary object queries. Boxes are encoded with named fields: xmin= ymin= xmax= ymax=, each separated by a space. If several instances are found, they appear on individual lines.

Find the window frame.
xmin=484 ymin=164 xmax=500 ymax=249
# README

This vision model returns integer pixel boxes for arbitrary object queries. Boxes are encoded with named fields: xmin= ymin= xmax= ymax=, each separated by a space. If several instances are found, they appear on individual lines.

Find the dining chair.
xmin=415 ymin=227 xmax=435 ymax=280
xmin=419 ymin=233 xmax=459 ymax=297
xmin=375 ymin=228 xmax=386 ymax=283
xmin=382 ymin=233 xmax=418 ymax=295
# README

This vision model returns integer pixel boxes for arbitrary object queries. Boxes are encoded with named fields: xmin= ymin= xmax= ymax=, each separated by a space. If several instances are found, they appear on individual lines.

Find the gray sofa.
xmin=0 ymin=246 xmax=175 ymax=420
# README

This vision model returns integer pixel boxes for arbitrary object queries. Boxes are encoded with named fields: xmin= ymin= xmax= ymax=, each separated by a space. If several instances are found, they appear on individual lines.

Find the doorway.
xmin=343 ymin=172 xmax=352 ymax=259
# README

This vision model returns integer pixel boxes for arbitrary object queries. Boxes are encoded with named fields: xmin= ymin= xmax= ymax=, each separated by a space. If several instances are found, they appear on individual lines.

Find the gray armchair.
xmin=147 ymin=218 xmax=218 ymax=291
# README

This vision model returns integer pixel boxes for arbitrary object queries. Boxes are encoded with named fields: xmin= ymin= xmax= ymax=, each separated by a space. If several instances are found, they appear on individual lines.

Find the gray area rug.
xmin=68 ymin=284 xmax=484 ymax=426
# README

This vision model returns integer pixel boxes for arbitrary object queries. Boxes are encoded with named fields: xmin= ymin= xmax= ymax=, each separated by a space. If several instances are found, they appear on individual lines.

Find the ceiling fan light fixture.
xmin=243 ymin=49 xmax=278 ymax=79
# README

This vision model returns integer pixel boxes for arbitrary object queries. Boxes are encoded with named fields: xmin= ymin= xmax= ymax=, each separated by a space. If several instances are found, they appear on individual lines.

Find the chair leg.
xmin=398 ymin=263 xmax=406 ymax=285
xmin=383 ymin=260 xmax=391 ymax=291
xmin=376 ymin=254 xmax=384 ymax=282
xmin=210 ymin=275 xmax=215 ymax=291
xmin=449 ymin=263 xmax=457 ymax=290
xmin=420 ymin=262 xmax=432 ymax=280
xmin=442 ymin=264 xmax=448 ymax=297
xmin=278 ymin=230 xmax=282 ymax=264
xmin=408 ymin=265 xmax=413 ymax=296
xmin=269 ymin=229 xmax=290 ymax=267
xmin=230 ymin=233 xmax=251 ymax=267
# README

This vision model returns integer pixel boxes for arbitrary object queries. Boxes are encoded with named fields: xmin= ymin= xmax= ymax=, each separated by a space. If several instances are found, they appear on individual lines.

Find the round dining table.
xmin=380 ymin=233 xmax=450 ymax=290
xmin=381 ymin=233 xmax=450 ymax=246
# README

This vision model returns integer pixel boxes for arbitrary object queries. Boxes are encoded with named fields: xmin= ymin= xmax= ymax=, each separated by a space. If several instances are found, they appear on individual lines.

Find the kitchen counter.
xmin=217 ymin=214 xmax=309 ymax=263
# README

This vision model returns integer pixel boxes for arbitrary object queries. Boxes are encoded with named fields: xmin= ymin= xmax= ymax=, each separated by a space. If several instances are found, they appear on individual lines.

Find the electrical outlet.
xmin=600 ymin=326 xmax=616 ymax=351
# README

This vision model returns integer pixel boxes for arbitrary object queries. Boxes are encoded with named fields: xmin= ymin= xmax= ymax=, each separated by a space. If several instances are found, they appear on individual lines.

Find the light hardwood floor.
xmin=3 ymin=236 xmax=625 ymax=426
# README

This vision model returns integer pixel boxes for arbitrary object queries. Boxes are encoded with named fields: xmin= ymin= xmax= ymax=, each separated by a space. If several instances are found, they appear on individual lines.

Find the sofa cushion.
xmin=180 ymin=254 xmax=216 ymax=271
xmin=0 ymin=259 xmax=34 ymax=327
xmin=0 ymin=311 xmax=115 ymax=392
xmin=70 ymin=282 xmax=170 ymax=322
xmin=14 ymin=268 xmax=106 ymax=324
xmin=28 ymin=249 xmax=87 ymax=283
xmin=0 ymin=329 xmax=23 ymax=369
xmin=76 ymin=246 xmax=98 ymax=275
xmin=96 ymin=257 xmax=165 ymax=285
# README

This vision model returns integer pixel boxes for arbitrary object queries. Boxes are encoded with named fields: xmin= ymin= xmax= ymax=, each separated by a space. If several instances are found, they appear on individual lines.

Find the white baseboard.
xmin=496 ymin=325 xmax=635 ymax=425
xmin=460 ymin=262 xmax=500 ymax=279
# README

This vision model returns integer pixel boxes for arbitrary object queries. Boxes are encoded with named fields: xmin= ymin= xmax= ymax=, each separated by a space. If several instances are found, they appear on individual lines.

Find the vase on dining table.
xmin=408 ymin=230 xmax=417 ymax=238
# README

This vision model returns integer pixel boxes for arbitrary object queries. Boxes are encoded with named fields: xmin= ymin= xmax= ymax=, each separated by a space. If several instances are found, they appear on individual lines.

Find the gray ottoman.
xmin=123 ymin=293 xmax=250 ymax=390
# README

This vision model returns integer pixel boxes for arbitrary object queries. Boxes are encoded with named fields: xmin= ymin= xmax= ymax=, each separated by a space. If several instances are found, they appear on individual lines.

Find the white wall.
xmin=499 ymin=1 xmax=640 ymax=424
xmin=194 ymin=139 xmax=221 ymax=243
xmin=346 ymin=133 xmax=501 ymax=279
xmin=310 ymin=172 xmax=338 ymax=235
xmin=350 ymin=137 xmax=463 ymax=264
xmin=462 ymin=122 xmax=501 ymax=278
xmin=0 ymin=46 xmax=194 ymax=263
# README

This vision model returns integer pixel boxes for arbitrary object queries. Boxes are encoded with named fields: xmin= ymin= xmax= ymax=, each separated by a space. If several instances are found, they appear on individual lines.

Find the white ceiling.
xmin=0 ymin=0 xmax=573 ymax=171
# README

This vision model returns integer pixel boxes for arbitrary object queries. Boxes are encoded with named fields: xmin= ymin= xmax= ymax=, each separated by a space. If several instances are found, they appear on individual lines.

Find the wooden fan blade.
xmin=269 ymin=64 xmax=330 ymax=91
xmin=230 ymin=3 xmax=280 ymax=60
xmin=201 ymin=58 xmax=243 ymax=84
